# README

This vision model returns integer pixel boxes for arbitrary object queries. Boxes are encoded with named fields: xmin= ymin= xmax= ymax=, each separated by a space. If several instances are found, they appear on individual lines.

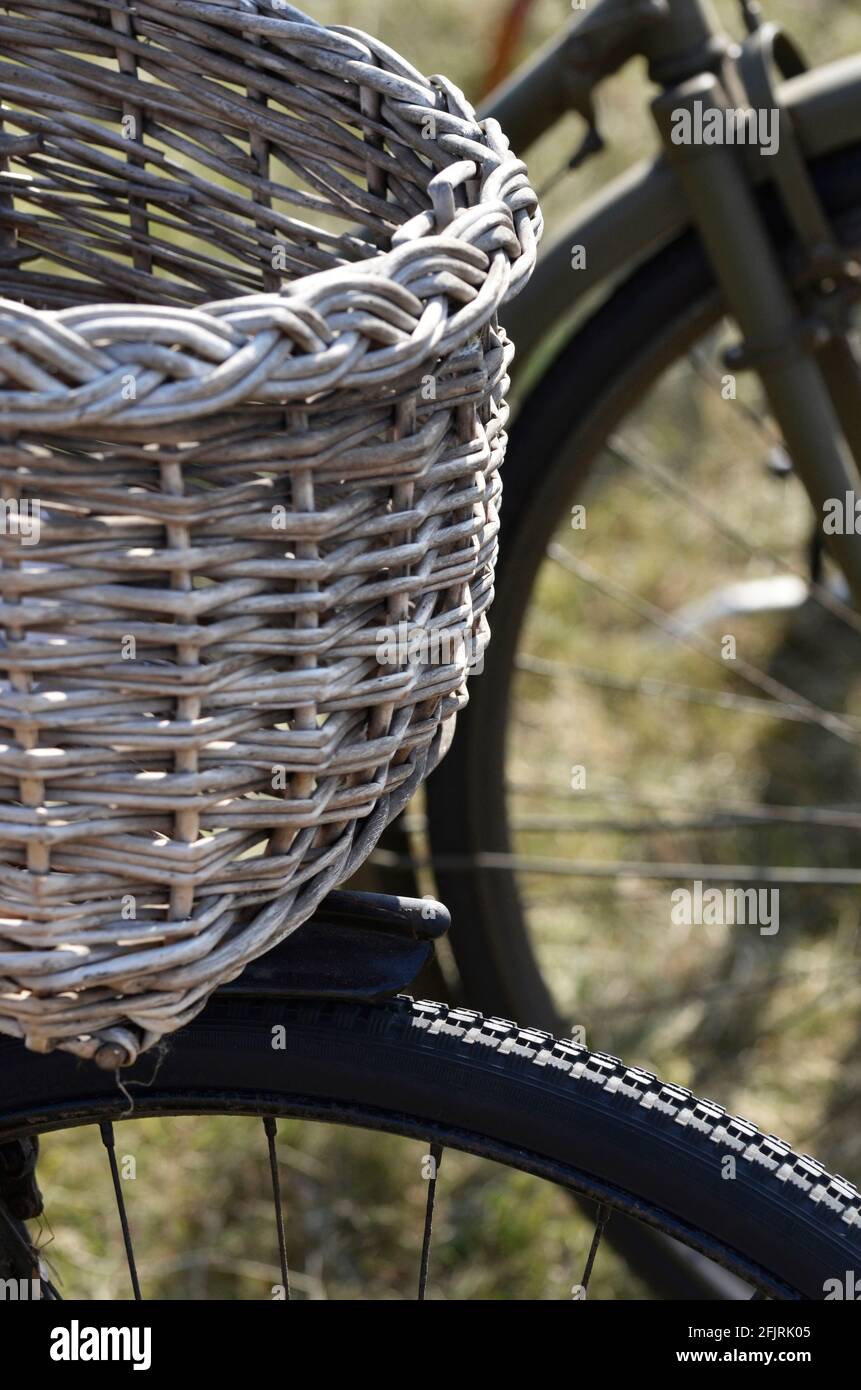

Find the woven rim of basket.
xmin=0 ymin=11 xmax=541 ymax=433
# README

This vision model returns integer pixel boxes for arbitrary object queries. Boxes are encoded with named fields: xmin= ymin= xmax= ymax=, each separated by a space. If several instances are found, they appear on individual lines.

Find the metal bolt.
xmin=95 ymin=1042 xmax=132 ymax=1070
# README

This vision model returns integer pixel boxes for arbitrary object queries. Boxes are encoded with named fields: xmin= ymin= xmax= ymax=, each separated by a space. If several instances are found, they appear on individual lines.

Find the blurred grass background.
xmin=28 ymin=0 xmax=861 ymax=1299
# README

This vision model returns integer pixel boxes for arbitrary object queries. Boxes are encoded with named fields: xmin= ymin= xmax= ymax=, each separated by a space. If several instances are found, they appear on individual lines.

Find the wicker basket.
xmin=0 ymin=0 xmax=540 ymax=1066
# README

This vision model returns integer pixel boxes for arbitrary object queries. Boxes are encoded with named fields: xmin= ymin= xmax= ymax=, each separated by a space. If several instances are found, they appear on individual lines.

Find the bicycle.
xmin=402 ymin=0 xmax=861 ymax=1289
xmin=2 ymin=889 xmax=860 ymax=1302
xmin=0 ymin=0 xmax=860 ymax=1305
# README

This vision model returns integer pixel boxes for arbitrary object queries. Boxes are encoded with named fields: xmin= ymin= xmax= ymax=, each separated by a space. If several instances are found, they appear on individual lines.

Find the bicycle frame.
xmin=490 ymin=58 xmax=861 ymax=365
xmin=482 ymin=0 xmax=861 ymax=595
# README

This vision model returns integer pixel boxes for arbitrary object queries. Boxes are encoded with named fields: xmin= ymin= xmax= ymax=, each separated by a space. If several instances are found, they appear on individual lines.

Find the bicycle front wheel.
xmin=2 ymin=992 xmax=859 ymax=1299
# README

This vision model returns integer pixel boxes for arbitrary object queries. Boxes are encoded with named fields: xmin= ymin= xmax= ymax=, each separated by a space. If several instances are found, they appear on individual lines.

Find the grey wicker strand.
xmin=0 ymin=0 xmax=541 ymax=1066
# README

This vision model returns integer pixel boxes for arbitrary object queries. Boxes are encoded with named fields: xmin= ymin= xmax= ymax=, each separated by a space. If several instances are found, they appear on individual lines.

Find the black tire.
xmin=1 ymin=993 xmax=858 ymax=1298
xmin=425 ymin=142 xmax=861 ymax=1026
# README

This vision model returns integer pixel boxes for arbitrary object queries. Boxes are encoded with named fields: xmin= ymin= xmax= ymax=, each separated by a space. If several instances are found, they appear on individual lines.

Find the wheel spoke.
xmin=418 ymin=1141 xmax=444 ymax=1301
xmin=590 ymin=964 xmax=861 ymax=1021
xmin=380 ymin=844 xmax=861 ymax=885
xmin=547 ymin=544 xmax=861 ymax=749
xmin=99 ymin=1121 xmax=141 ymax=1301
xmin=505 ymin=782 xmax=861 ymax=821
xmin=688 ymin=345 xmax=782 ymax=449
xmin=605 ymin=430 xmax=861 ymax=640
xmin=516 ymin=651 xmax=859 ymax=731
xmin=579 ymin=1204 xmax=610 ymax=1298
xmin=263 ymin=1117 xmax=290 ymax=1301
xmin=506 ymin=810 xmax=861 ymax=835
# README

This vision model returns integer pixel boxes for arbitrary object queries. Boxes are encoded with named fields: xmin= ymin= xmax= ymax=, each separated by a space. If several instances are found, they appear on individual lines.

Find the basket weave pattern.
xmin=0 ymin=1 xmax=540 ymax=1065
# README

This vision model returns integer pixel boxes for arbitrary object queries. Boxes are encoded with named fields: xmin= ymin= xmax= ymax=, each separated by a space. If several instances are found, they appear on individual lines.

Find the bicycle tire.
xmin=1 ymin=993 xmax=858 ymax=1299
xmin=425 ymin=141 xmax=861 ymax=1026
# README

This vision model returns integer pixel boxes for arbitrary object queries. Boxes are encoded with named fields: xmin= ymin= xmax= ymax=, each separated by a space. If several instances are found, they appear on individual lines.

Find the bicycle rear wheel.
xmin=2 ymin=992 xmax=859 ymax=1299
xmin=425 ymin=143 xmax=861 ymax=1046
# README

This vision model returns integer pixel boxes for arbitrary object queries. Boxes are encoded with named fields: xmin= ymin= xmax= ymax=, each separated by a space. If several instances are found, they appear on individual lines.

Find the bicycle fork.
xmin=651 ymin=36 xmax=861 ymax=601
